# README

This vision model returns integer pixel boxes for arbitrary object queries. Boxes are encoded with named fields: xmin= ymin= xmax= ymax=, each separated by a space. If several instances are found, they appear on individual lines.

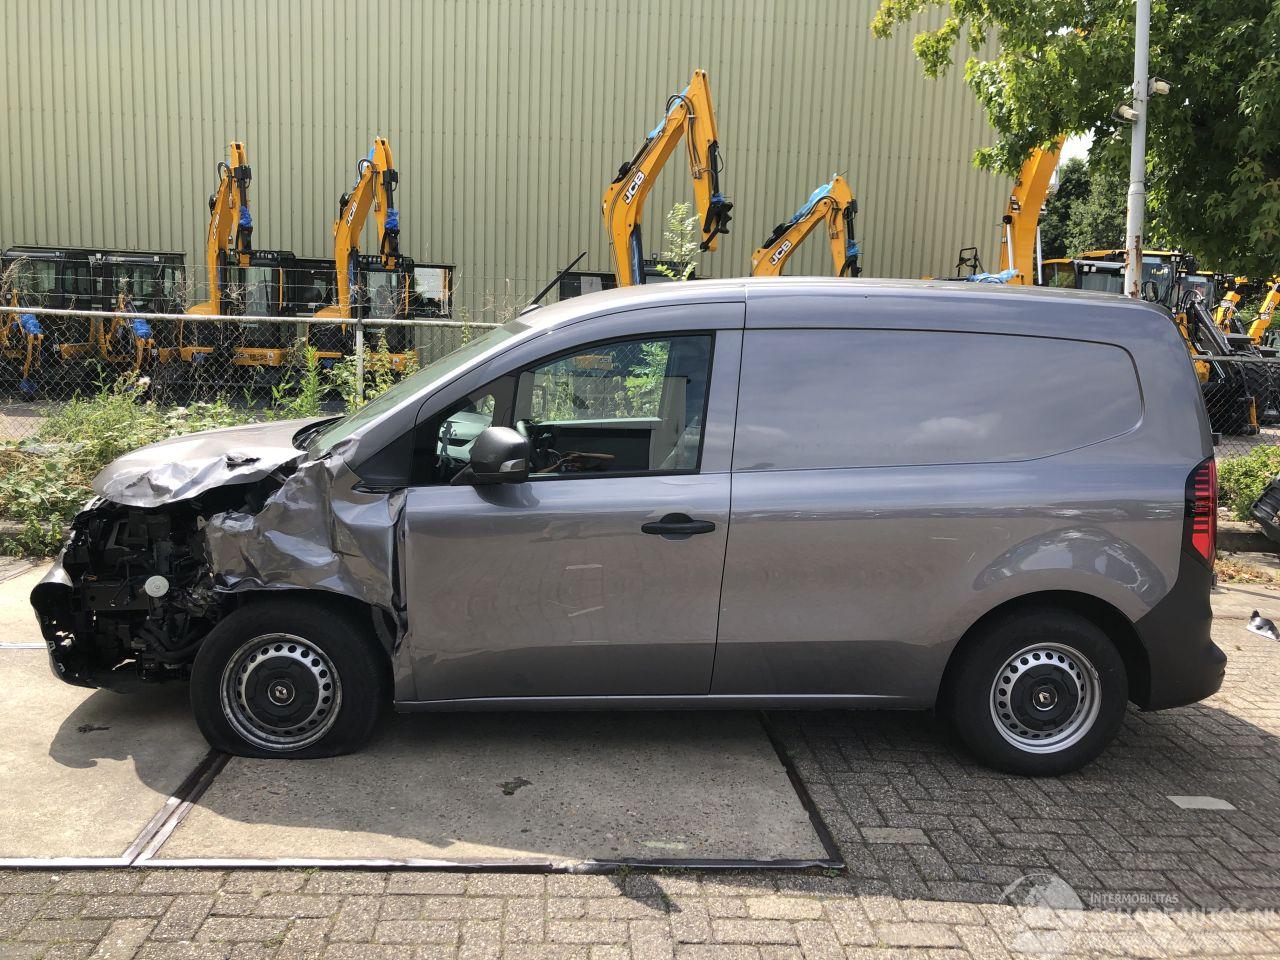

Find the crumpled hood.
xmin=92 ymin=418 xmax=320 ymax=507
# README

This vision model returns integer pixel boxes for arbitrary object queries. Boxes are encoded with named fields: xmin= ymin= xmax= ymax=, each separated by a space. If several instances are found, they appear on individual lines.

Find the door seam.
xmin=707 ymin=327 xmax=747 ymax=693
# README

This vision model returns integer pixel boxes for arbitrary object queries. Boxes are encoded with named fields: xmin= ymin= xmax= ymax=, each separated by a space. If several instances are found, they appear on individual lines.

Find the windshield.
xmin=306 ymin=317 xmax=531 ymax=457
xmin=1182 ymin=274 xmax=1216 ymax=306
xmin=1142 ymin=258 xmax=1174 ymax=301
xmin=367 ymin=270 xmax=402 ymax=319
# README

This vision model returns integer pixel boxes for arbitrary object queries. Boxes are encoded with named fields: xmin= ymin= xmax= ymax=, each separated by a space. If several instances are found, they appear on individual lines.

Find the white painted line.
xmin=1168 ymin=795 xmax=1237 ymax=810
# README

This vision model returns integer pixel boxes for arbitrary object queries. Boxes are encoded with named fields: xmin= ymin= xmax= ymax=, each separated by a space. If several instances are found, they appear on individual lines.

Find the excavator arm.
xmin=751 ymin=175 xmax=860 ymax=277
xmin=602 ymin=70 xmax=733 ymax=286
xmin=997 ymin=139 xmax=1063 ymax=285
xmin=321 ymin=137 xmax=399 ymax=319
xmin=1248 ymin=278 xmax=1280 ymax=342
xmin=191 ymin=141 xmax=252 ymax=316
xmin=1216 ymin=278 xmax=1248 ymax=332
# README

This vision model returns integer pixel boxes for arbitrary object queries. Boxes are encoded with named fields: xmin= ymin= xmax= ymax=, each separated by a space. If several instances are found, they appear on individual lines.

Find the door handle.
xmin=641 ymin=513 xmax=716 ymax=539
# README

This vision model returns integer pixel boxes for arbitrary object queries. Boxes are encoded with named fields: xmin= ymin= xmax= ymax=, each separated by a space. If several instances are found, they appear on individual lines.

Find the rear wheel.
xmin=190 ymin=599 xmax=386 ymax=758
xmin=944 ymin=609 xmax=1128 ymax=776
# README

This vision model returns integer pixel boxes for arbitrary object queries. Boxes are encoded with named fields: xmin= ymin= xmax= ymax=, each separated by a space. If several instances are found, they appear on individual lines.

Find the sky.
xmin=1060 ymin=134 xmax=1094 ymax=163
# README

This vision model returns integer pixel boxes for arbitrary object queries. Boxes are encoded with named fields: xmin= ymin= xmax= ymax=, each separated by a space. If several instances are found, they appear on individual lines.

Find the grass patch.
xmin=0 ymin=378 xmax=254 ymax=554
xmin=0 ymin=337 xmax=418 ymax=556
xmin=1218 ymin=445 xmax=1280 ymax=521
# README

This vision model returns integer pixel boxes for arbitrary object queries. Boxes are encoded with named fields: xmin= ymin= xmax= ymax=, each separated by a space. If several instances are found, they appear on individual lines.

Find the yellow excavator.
xmin=751 ymin=175 xmax=860 ymax=277
xmin=931 ymin=139 xmax=1061 ymax=283
xmin=0 ymin=280 xmax=43 ymax=397
xmin=997 ymin=139 xmax=1063 ymax=284
xmin=602 ymin=69 xmax=733 ymax=286
xmin=166 ymin=141 xmax=253 ymax=364
xmin=1218 ymin=277 xmax=1280 ymax=343
xmin=312 ymin=137 xmax=416 ymax=369
xmin=1215 ymin=277 xmax=1249 ymax=331
xmin=1257 ymin=280 xmax=1280 ymax=343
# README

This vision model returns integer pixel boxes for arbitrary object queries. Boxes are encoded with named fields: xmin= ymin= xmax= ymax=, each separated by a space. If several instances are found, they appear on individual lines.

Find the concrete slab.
xmin=0 ymin=561 xmax=50 ymax=645
xmin=152 ymin=712 xmax=831 ymax=866
xmin=1168 ymin=795 xmax=1237 ymax=811
xmin=0 ymin=649 xmax=210 ymax=860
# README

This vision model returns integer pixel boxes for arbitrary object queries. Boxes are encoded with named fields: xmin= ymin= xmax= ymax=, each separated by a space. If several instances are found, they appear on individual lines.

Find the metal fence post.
xmin=354 ymin=317 xmax=365 ymax=404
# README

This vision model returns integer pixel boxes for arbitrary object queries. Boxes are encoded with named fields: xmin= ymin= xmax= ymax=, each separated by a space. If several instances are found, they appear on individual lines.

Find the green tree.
xmin=1039 ymin=157 xmax=1089 ymax=260
xmin=1064 ymin=154 xmax=1131 ymax=256
xmin=871 ymin=0 xmax=1280 ymax=278
xmin=655 ymin=202 xmax=700 ymax=280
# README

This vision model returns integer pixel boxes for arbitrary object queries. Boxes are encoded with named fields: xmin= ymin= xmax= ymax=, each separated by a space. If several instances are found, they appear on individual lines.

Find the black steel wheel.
xmin=944 ymin=608 xmax=1128 ymax=776
xmin=191 ymin=599 xmax=387 ymax=758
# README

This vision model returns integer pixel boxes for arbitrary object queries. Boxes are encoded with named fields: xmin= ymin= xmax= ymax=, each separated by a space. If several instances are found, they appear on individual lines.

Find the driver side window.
xmin=412 ymin=383 xmax=511 ymax=485
xmin=515 ymin=334 xmax=712 ymax=477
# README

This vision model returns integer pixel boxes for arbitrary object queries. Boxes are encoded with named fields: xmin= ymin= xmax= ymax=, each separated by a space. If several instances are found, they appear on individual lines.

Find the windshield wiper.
xmin=292 ymin=417 xmax=341 ymax=451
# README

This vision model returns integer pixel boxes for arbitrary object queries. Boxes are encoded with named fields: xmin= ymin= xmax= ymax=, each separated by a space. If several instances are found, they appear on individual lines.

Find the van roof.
xmin=523 ymin=275 xmax=1166 ymax=335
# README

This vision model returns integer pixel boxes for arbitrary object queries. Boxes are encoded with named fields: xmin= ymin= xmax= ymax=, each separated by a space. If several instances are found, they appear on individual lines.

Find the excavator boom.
xmin=751 ymin=175 xmax=860 ymax=277
xmin=602 ymin=70 xmax=732 ymax=286
xmin=998 ymin=139 xmax=1063 ymax=285
xmin=1250 ymin=279 xmax=1280 ymax=342
xmin=191 ymin=141 xmax=252 ymax=317
xmin=320 ymin=137 xmax=400 ymax=319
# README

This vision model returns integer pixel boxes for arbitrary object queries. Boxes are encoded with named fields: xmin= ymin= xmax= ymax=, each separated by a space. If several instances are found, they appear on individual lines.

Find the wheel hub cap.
xmin=990 ymin=642 xmax=1100 ymax=754
xmin=219 ymin=634 xmax=342 ymax=752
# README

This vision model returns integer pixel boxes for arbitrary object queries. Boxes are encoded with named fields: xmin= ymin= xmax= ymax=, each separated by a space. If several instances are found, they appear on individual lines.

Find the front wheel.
xmin=944 ymin=609 xmax=1128 ymax=776
xmin=190 ymin=599 xmax=387 ymax=758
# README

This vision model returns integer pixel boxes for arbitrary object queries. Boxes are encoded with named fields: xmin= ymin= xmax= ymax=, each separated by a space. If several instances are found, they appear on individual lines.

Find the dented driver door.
xmin=399 ymin=319 xmax=743 ymax=704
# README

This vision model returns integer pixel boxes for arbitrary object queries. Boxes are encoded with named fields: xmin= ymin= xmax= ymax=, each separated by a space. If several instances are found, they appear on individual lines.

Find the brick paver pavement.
xmin=3 ymin=586 xmax=1279 ymax=959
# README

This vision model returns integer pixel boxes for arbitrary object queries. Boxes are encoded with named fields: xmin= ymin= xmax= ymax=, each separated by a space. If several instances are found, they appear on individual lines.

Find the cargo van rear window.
xmin=733 ymin=329 xmax=1142 ymax=471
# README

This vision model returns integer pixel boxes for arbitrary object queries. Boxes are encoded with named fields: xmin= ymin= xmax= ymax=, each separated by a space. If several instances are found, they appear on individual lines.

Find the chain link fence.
xmin=0 ymin=304 xmax=501 ymax=441
xmin=0 ymin=251 xmax=546 ymax=441
xmin=1194 ymin=353 xmax=1280 ymax=460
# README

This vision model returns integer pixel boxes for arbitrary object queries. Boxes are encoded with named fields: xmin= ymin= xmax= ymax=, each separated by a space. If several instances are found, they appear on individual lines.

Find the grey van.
xmin=31 ymin=279 xmax=1225 ymax=775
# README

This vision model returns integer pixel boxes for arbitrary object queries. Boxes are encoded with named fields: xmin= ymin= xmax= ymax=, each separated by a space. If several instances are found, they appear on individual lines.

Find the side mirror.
xmin=1141 ymin=280 xmax=1161 ymax=302
xmin=451 ymin=426 xmax=530 ymax=485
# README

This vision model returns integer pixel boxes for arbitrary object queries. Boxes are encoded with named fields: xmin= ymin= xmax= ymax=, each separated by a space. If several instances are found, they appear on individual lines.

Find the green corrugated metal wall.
xmin=0 ymin=0 xmax=1007 ymax=315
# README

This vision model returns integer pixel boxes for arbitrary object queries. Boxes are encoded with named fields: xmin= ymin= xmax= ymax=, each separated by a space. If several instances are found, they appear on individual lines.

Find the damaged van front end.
xmin=29 ymin=418 xmax=403 ymax=690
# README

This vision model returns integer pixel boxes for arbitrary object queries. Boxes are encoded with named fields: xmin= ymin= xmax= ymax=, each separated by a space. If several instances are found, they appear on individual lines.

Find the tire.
xmin=943 ymin=608 xmax=1128 ymax=776
xmin=190 ymin=598 xmax=387 ymax=758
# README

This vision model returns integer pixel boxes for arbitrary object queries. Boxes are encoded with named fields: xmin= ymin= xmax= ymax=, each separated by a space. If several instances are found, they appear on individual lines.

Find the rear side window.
xmin=733 ymin=329 xmax=1142 ymax=471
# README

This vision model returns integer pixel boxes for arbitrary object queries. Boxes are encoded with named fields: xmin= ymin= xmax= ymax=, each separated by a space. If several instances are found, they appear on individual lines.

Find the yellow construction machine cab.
xmin=95 ymin=250 xmax=186 ymax=373
xmin=229 ymin=249 xmax=306 ymax=372
xmin=1077 ymin=249 xmax=1181 ymax=302
xmin=0 ymin=247 xmax=98 ymax=394
xmin=602 ymin=69 xmax=733 ymax=286
xmin=751 ymin=175 xmax=860 ymax=277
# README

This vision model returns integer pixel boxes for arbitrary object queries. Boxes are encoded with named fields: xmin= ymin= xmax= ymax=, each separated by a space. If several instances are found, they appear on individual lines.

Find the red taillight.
xmin=1185 ymin=457 xmax=1217 ymax=568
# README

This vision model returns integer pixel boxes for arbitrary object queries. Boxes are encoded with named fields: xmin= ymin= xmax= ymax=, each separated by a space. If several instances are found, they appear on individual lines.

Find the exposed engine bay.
xmin=33 ymin=485 xmax=276 ymax=688
xmin=29 ymin=417 xmax=405 ymax=691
